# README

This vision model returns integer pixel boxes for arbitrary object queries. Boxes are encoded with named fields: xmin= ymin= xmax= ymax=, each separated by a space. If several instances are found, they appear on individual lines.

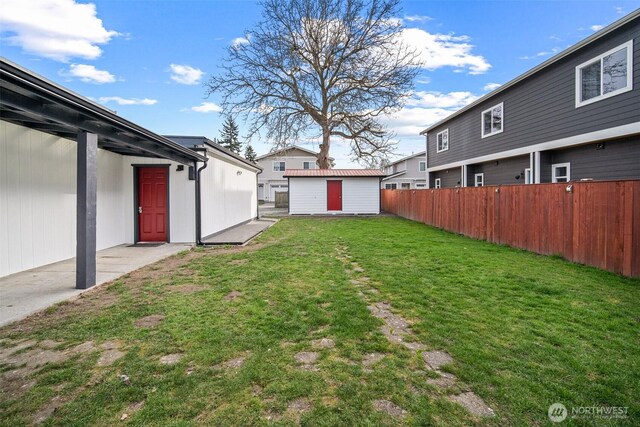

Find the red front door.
xmin=327 ymin=180 xmax=342 ymax=211
xmin=138 ymin=167 xmax=168 ymax=242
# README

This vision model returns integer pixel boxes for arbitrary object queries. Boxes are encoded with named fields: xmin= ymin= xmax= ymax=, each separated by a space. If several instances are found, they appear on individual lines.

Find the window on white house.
xmin=434 ymin=178 xmax=442 ymax=189
xmin=436 ymin=129 xmax=449 ymax=152
xmin=576 ymin=40 xmax=633 ymax=107
xmin=401 ymin=183 xmax=411 ymax=189
xmin=481 ymin=102 xmax=504 ymax=138
xmin=474 ymin=173 xmax=484 ymax=187
xmin=418 ymin=161 xmax=426 ymax=172
xmin=552 ymin=163 xmax=571 ymax=183
xmin=385 ymin=183 xmax=397 ymax=190
xmin=302 ymin=161 xmax=316 ymax=169
xmin=415 ymin=183 xmax=427 ymax=188
xmin=273 ymin=161 xmax=286 ymax=171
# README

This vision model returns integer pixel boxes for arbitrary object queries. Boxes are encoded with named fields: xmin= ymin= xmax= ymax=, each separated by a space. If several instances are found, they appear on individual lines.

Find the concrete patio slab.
xmin=202 ymin=219 xmax=276 ymax=245
xmin=0 ymin=243 xmax=192 ymax=327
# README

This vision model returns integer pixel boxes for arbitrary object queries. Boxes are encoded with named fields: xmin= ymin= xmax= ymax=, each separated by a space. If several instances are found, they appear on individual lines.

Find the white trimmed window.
xmin=524 ymin=168 xmax=533 ymax=184
xmin=401 ymin=183 xmax=411 ymax=189
xmin=436 ymin=129 xmax=449 ymax=152
xmin=302 ymin=161 xmax=316 ymax=169
xmin=474 ymin=173 xmax=484 ymax=187
xmin=481 ymin=102 xmax=504 ymax=138
xmin=575 ymin=40 xmax=633 ymax=108
xmin=434 ymin=178 xmax=442 ymax=189
xmin=418 ymin=161 xmax=426 ymax=172
xmin=273 ymin=161 xmax=286 ymax=171
xmin=415 ymin=183 xmax=427 ymax=188
xmin=385 ymin=183 xmax=397 ymax=189
xmin=552 ymin=163 xmax=571 ymax=183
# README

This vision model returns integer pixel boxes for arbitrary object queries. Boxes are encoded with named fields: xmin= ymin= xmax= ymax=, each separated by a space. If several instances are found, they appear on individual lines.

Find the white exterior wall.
xmin=0 ymin=121 xmax=199 ymax=277
xmin=200 ymin=150 xmax=257 ymax=238
xmin=289 ymin=177 xmax=380 ymax=215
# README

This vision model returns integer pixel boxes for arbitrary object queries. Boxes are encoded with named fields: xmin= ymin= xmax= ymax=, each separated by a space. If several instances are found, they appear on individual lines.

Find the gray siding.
xmin=427 ymin=19 xmax=640 ymax=168
xmin=543 ymin=137 xmax=640 ymax=182
xmin=431 ymin=168 xmax=462 ymax=188
xmin=468 ymin=155 xmax=530 ymax=186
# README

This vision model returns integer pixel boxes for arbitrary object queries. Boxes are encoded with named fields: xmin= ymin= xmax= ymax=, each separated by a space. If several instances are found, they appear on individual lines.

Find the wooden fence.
xmin=381 ymin=180 xmax=640 ymax=278
xmin=274 ymin=191 xmax=289 ymax=208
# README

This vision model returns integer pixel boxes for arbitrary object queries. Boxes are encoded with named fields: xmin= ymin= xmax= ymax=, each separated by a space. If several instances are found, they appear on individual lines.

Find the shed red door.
xmin=138 ymin=167 xmax=168 ymax=242
xmin=327 ymin=180 xmax=342 ymax=211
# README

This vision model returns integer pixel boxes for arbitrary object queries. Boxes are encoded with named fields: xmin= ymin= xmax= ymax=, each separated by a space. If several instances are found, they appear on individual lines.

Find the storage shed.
xmin=284 ymin=169 xmax=385 ymax=215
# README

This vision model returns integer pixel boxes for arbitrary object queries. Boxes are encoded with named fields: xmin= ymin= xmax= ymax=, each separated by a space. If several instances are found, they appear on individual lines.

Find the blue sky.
xmin=1 ymin=0 xmax=639 ymax=166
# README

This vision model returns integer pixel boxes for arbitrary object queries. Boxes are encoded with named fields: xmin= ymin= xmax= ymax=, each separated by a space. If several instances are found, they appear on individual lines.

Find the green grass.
xmin=1 ymin=217 xmax=638 ymax=426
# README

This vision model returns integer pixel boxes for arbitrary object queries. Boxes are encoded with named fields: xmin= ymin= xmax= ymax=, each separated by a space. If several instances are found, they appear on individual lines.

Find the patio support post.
xmin=76 ymin=131 xmax=98 ymax=289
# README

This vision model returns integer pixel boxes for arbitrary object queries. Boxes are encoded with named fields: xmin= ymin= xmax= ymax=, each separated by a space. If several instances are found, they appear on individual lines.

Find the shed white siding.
xmin=200 ymin=150 xmax=257 ymax=238
xmin=288 ymin=177 xmax=380 ymax=215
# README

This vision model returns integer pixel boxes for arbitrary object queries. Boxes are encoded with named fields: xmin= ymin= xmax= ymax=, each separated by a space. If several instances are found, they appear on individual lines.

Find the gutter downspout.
xmin=256 ymin=169 xmax=262 ymax=220
xmin=192 ymin=148 xmax=208 ymax=245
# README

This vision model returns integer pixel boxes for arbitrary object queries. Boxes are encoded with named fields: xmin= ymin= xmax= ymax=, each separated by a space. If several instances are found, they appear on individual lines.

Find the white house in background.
xmin=0 ymin=58 xmax=259 ymax=288
xmin=256 ymin=145 xmax=333 ymax=201
xmin=284 ymin=169 xmax=385 ymax=215
xmin=381 ymin=151 xmax=427 ymax=189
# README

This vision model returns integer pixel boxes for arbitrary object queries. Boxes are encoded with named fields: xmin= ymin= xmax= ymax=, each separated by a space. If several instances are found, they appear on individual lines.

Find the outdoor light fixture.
xmin=566 ymin=184 xmax=573 ymax=193
xmin=237 ymin=170 xmax=243 ymax=175
xmin=176 ymin=165 xmax=184 ymax=171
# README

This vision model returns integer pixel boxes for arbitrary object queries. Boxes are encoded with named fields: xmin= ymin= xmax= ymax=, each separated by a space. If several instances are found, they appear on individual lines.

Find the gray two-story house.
xmin=381 ymin=151 xmax=427 ymax=189
xmin=421 ymin=10 xmax=640 ymax=189
xmin=256 ymin=145 xmax=332 ymax=201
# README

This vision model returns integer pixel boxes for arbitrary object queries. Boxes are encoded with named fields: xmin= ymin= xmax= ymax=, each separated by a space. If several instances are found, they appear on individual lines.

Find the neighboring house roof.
xmin=256 ymin=144 xmax=318 ymax=160
xmin=420 ymin=9 xmax=640 ymax=135
xmin=284 ymin=169 xmax=386 ymax=177
xmin=381 ymin=171 xmax=407 ymax=181
xmin=165 ymin=135 xmax=261 ymax=170
xmin=0 ymin=57 xmax=206 ymax=165
xmin=387 ymin=151 xmax=426 ymax=166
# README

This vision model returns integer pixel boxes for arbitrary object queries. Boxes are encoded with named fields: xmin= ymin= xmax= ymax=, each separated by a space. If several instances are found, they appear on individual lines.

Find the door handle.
xmin=138 ymin=206 xmax=143 ymax=214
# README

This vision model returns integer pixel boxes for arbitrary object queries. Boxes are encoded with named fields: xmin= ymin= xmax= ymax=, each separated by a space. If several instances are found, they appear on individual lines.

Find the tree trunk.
xmin=317 ymin=129 xmax=332 ymax=169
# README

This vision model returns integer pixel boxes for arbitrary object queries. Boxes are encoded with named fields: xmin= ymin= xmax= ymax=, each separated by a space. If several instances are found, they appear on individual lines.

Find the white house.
xmin=0 ymin=58 xmax=259 ymax=289
xmin=381 ymin=151 xmax=427 ymax=189
xmin=256 ymin=145 xmax=334 ymax=201
xmin=284 ymin=169 xmax=385 ymax=215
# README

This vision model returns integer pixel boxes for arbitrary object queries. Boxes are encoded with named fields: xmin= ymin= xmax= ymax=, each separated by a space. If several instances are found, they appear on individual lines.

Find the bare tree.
xmin=206 ymin=0 xmax=421 ymax=168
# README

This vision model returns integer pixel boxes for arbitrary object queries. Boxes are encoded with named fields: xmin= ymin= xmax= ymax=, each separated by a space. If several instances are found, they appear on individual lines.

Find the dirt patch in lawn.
xmin=223 ymin=291 xmax=243 ymax=301
xmin=135 ymin=314 xmax=165 ymax=328
xmin=372 ymin=399 xmax=407 ymax=419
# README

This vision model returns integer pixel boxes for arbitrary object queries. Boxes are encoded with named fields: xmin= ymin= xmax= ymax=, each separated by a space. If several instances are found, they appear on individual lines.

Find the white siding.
xmin=200 ymin=151 xmax=257 ymax=238
xmin=289 ymin=177 xmax=380 ymax=215
xmin=0 ymin=121 xmax=134 ymax=277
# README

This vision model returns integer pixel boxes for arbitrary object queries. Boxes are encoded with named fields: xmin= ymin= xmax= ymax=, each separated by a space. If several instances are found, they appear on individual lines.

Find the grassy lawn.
xmin=1 ymin=217 xmax=638 ymax=426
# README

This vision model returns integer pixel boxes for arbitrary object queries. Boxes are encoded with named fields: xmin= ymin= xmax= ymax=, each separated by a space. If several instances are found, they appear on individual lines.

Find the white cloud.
xmin=406 ymin=91 xmax=479 ymax=109
xmin=99 ymin=96 xmax=157 ymax=106
xmin=383 ymin=90 xmax=479 ymax=138
xmin=0 ymin=0 xmax=119 ymax=62
xmin=483 ymin=82 xmax=501 ymax=92
xmin=416 ymin=77 xmax=431 ymax=84
xmin=615 ymin=6 xmax=625 ymax=14
xmin=520 ymin=47 xmax=560 ymax=60
xmin=231 ymin=36 xmax=250 ymax=49
xmin=62 ymin=63 xmax=115 ymax=83
xmin=404 ymin=15 xmax=433 ymax=23
xmin=401 ymin=28 xmax=491 ymax=75
xmin=190 ymin=102 xmax=223 ymax=113
xmin=169 ymin=64 xmax=204 ymax=85
xmin=590 ymin=24 xmax=604 ymax=32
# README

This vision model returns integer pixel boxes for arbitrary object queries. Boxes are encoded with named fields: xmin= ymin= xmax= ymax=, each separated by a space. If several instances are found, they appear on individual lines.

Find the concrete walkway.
xmin=259 ymin=203 xmax=289 ymax=218
xmin=202 ymin=219 xmax=276 ymax=245
xmin=0 ymin=243 xmax=192 ymax=327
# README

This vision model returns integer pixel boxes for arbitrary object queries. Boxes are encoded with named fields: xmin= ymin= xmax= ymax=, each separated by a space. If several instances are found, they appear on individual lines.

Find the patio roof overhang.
xmin=0 ymin=58 xmax=206 ymax=165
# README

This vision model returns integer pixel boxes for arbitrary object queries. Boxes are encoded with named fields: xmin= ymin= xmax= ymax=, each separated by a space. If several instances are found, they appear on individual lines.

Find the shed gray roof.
xmin=420 ymin=9 xmax=640 ymax=135
xmin=0 ymin=57 xmax=206 ymax=164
